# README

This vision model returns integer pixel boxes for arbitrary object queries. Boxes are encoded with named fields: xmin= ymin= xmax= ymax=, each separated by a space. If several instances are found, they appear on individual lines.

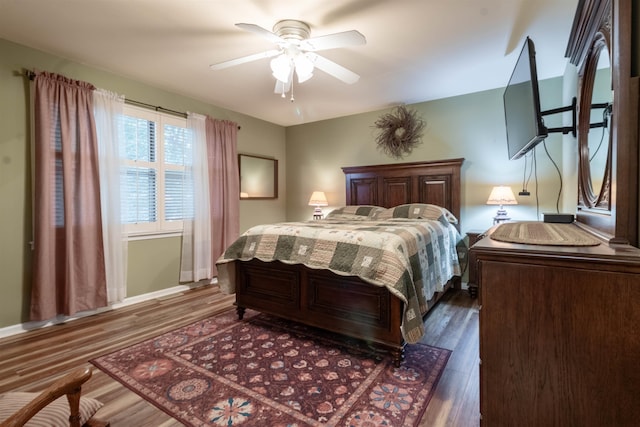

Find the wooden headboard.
xmin=342 ymin=158 xmax=464 ymax=225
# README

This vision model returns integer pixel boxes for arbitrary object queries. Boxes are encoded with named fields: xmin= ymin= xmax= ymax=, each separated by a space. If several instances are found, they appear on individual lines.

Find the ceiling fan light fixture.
xmin=270 ymin=54 xmax=292 ymax=83
xmin=273 ymin=20 xmax=311 ymax=41
xmin=212 ymin=19 xmax=364 ymax=101
xmin=294 ymin=53 xmax=314 ymax=83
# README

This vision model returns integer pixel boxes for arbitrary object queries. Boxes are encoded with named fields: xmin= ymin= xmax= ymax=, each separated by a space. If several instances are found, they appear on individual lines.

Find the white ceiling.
xmin=0 ymin=0 xmax=578 ymax=127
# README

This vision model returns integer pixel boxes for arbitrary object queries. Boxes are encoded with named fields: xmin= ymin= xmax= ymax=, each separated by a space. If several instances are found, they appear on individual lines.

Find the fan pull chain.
xmin=290 ymin=79 xmax=295 ymax=102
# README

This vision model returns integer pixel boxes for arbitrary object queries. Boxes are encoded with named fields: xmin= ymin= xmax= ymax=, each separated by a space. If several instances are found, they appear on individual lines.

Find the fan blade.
xmin=310 ymin=53 xmax=360 ymax=84
xmin=300 ymin=30 xmax=366 ymax=52
xmin=236 ymin=23 xmax=285 ymax=44
xmin=210 ymin=49 xmax=281 ymax=70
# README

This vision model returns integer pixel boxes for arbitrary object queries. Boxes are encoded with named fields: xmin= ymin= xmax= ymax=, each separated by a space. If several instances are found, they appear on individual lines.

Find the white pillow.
xmin=325 ymin=205 xmax=385 ymax=218
xmin=372 ymin=203 xmax=459 ymax=224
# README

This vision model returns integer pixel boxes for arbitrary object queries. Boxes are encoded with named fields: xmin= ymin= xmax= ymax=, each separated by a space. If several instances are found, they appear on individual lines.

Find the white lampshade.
xmin=294 ymin=54 xmax=314 ymax=83
xmin=486 ymin=186 xmax=518 ymax=205
xmin=308 ymin=191 xmax=328 ymax=219
xmin=486 ymin=185 xmax=517 ymax=223
xmin=308 ymin=191 xmax=328 ymax=206
xmin=270 ymin=54 xmax=292 ymax=83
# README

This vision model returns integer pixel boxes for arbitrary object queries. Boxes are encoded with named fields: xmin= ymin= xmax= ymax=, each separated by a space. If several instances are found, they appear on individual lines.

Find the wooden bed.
xmin=230 ymin=158 xmax=464 ymax=366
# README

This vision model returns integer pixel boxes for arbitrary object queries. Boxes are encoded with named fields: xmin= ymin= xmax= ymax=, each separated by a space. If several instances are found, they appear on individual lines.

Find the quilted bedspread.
xmin=216 ymin=217 xmax=463 ymax=343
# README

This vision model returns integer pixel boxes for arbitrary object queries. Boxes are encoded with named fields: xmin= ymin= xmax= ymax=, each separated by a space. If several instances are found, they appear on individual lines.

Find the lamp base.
xmin=312 ymin=206 xmax=323 ymax=220
xmin=493 ymin=207 xmax=510 ymax=224
xmin=493 ymin=215 xmax=511 ymax=225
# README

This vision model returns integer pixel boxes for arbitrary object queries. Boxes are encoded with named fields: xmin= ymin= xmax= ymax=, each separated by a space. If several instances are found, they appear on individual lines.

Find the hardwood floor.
xmin=0 ymin=285 xmax=479 ymax=426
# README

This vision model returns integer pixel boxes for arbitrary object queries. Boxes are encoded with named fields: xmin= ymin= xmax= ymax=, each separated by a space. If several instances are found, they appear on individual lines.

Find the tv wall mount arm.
xmin=541 ymin=97 xmax=577 ymax=136
xmin=541 ymin=97 xmax=611 ymax=137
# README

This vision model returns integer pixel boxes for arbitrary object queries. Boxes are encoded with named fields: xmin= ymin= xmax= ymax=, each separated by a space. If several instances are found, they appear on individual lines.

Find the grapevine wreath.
xmin=374 ymin=105 xmax=425 ymax=159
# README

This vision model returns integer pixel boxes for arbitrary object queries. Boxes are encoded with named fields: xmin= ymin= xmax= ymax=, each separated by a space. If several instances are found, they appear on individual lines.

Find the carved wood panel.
xmin=381 ymin=176 xmax=412 ymax=207
xmin=348 ymin=177 xmax=377 ymax=206
xmin=419 ymin=175 xmax=450 ymax=210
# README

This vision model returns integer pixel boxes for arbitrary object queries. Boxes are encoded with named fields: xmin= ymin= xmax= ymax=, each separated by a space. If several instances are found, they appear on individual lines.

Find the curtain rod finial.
xmin=23 ymin=69 xmax=36 ymax=80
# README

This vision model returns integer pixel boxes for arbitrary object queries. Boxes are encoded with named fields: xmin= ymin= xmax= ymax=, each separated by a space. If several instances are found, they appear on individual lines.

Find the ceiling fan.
xmin=210 ymin=20 xmax=366 ymax=99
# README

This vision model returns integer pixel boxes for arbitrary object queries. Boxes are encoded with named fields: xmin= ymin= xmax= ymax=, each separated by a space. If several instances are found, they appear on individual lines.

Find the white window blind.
xmin=121 ymin=105 xmax=191 ymax=235
xmin=163 ymin=123 xmax=193 ymax=223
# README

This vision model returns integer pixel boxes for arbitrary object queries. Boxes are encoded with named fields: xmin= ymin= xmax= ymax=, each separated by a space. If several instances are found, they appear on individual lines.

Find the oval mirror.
xmin=587 ymin=46 xmax=612 ymax=202
xmin=578 ymin=32 xmax=612 ymax=209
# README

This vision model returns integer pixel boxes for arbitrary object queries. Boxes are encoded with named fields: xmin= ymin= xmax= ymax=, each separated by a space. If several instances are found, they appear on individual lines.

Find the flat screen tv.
xmin=503 ymin=37 xmax=548 ymax=160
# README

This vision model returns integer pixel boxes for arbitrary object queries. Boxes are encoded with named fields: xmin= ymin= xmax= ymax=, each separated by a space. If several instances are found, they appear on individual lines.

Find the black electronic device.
xmin=503 ymin=37 xmax=548 ymax=160
xmin=543 ymin=213 xmax=575 ymax=223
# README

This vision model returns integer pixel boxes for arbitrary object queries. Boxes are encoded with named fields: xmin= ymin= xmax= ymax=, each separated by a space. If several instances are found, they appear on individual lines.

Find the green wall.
xmin=2 ymin=33 xmax=620 ymax=329
xmin=285 ymin=77 xmax=571 ymax=235
xmin=0 ymin=38 xmax=286 ymax=328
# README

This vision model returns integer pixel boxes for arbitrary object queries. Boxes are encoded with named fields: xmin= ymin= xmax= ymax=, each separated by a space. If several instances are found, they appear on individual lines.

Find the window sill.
xmin=127 ymin=231 xmax=183 ymax=241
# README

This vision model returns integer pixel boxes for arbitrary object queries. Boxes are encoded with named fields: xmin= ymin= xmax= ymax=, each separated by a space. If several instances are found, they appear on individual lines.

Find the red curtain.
xmin=206 ymin=118 xmax=240 ymax=276
xmin=31 ymin=72 xmax=107 ymax=321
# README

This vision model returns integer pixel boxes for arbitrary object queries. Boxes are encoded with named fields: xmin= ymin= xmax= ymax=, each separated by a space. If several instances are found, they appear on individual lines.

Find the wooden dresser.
xmin=471 ymin=0 xmax=640 ymax=424
xmin=471 ymin=230 xmax=640 ymax=426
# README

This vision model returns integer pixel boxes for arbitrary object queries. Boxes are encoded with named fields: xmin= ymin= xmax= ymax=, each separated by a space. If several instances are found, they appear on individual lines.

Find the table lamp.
xmin=308 ymin=191 xmax=328 ymax=219
xmin=486 ymin=185 xmax=517 ymax=224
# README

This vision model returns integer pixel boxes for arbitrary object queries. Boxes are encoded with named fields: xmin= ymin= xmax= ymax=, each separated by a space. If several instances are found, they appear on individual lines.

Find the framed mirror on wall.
xmin=239 ymin=154 xmax=278 ymax=199
xmin=566 ymin=0 xmax=639 ymax=246
xmin=578 ymin=32 xmax=612 ymax=211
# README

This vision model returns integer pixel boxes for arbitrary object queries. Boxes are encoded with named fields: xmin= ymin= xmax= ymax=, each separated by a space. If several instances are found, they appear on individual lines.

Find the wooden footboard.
xmin=234 ymin=259 xmax=453 ymax=366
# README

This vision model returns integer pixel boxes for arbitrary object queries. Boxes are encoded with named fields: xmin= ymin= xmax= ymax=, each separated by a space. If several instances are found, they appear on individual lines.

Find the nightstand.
xmin=467 ymin=230 xmax=486 ymax=246
xmin=466 ymin=229 xmax=487 ymax=298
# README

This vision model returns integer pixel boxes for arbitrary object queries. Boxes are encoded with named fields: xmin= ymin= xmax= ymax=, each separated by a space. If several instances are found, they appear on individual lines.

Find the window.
xmin=121 ymin=105 xmax=192 ymax=235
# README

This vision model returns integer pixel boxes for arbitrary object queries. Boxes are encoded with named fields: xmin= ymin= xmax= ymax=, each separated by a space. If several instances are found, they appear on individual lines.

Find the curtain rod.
xmin=24 ymin=70 xmax=240 ymax=130
xmin=125 ymin=98 xmax=188 ymax=119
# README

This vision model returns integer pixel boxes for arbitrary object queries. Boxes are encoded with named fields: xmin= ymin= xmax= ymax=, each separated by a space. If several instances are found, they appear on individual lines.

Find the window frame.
xmin=122 ymin=105 xmax=189 ymax=237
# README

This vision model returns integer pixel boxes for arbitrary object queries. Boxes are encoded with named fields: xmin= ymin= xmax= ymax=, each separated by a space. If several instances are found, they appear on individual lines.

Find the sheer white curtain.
xmin=180 ymin=112 xmax=212 ymax=282
xmin=93 ymin=89 xmax=128 ymax=303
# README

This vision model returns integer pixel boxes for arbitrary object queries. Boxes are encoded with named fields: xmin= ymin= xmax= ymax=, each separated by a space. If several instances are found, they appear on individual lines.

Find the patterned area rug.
xmin=91 ymin=309 xmax=450 ymax=426
xmin=490 ymin=221 xmax=601 ymax=246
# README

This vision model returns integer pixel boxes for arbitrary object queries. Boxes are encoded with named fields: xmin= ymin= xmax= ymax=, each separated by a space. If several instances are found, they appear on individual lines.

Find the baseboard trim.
xmin=0 ymin=279 xmax=217 ymax=339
